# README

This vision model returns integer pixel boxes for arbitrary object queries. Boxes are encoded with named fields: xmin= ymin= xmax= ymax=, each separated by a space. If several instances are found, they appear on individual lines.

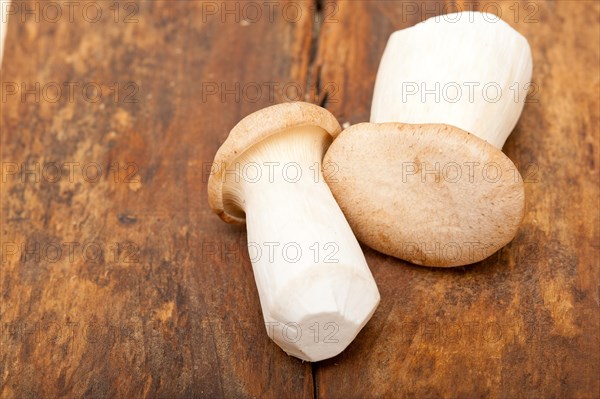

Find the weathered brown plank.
xmin=1 ymin=1 xmax=317 ymax=397
xmin=2 ymin=0 xmax=599 ymax=397
xmin=314 ymin=1 xmax=599 ymax=398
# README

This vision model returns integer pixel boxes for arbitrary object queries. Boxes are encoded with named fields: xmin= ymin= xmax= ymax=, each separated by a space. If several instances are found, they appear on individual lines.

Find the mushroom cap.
xmin=323 ymin=122 xmax=525 ymax=267
xmin=208 ymin=102 xmax=342 ymax=224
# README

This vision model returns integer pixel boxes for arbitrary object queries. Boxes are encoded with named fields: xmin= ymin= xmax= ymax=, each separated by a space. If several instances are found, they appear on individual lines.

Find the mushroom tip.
xmin=266 ymin=263 xmax=380 ymax=362
xmin=372 ymin=10 xmax=533 ymax=149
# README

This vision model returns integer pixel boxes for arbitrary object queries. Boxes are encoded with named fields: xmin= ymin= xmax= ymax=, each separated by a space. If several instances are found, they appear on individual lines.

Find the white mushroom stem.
xmin=223 ymin=126 xmax=380 ymax=362
xmin=0 ymin=1 xmax=9 ymax=66
xmin=371 ymin=11 xmax=533 ymax=149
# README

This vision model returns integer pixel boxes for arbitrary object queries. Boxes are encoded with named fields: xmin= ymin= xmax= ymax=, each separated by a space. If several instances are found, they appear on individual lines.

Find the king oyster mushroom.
xmin=324 ymin=12 xmax=533 ymax=267
xmin=208 ymin=102 xmax=380 ymax=361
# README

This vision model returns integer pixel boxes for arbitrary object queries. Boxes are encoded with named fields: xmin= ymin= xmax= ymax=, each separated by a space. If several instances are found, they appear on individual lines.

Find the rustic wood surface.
xmin=1 ymin=1 xmax=598 ymax=398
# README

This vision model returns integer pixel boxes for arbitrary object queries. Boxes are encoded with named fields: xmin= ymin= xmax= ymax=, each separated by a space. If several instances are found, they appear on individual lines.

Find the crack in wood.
xmin=309 ymin=1 xmax=325 ymax=395
xmin=306 ymin=0 xmax=328 ymax=109
xmin=311 ymin=359 xmax=319 ymax=399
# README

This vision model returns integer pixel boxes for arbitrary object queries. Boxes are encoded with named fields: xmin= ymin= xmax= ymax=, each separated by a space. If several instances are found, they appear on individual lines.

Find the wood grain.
xmin=1 ymin=1 xmax=316 ymax=397
xmin=0 ymin=0 xmax=598 ymax=398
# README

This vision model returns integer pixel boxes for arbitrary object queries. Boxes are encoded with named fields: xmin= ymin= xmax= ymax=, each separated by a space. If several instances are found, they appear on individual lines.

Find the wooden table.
xmin=1 ymin=1 xmax=598 ymax=397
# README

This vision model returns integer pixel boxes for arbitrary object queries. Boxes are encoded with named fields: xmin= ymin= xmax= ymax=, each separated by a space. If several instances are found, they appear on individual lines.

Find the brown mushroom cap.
xmin=208 ymin=102 xmax=342 ymax=224
xmin=323 ymin=122 xmax=525 ymax=267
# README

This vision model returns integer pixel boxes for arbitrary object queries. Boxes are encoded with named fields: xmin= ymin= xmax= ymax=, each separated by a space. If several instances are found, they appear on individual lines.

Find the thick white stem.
xmin=223 ymin=127 xmax=380 ymax=362
xmin=371 ymin=11 xmax=532 ymax=149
